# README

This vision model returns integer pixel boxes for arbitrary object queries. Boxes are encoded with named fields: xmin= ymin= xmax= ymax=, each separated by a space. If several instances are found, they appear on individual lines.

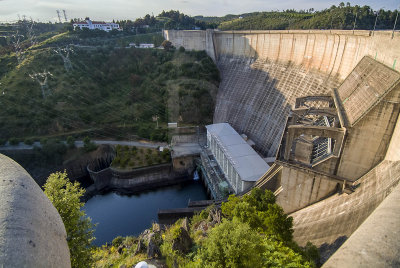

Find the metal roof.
xmin=206 ymin=123 xmax=270 ymax=182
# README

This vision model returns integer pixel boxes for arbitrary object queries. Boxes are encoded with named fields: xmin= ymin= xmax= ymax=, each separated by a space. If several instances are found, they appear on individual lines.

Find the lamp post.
xmin=373 ymin=8 xmax=384 ymax=36
xmin=393 ymin=8 xmax=399 ymax=39
xmin=352 ymin=10 xmax=359 ymax=34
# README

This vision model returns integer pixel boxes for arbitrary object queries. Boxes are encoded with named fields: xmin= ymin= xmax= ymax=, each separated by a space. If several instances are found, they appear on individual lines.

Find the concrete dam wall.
xmin=165 ymin=30 xmax=400 ymax=156
xmin=166 ymin=29 xmax=400 ymax=264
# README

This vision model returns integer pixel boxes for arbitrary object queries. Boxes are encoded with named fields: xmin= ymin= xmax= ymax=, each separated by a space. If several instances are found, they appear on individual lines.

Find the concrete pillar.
xmin=0 ymin=154 xmax=71 ymax=267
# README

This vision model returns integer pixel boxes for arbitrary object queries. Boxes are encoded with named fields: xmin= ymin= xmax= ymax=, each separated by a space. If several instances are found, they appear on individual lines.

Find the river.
xmin=84 ymin=180 xmax=208 ymax=246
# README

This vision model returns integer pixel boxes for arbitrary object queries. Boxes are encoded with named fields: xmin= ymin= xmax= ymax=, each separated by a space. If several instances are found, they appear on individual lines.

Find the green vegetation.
xmin=93 ymin=189 xmax=318 ymax=267
xmin=66 ymin=136 xmax=76 ymax=148
xmin=92 ymin=236 xmax=147 ymax=267
xmin=0 ymin=33 xmax=219 ymax=142
xmin=111 ymin=145 xmax=171 ymax=169
xmin=44 ymin=171 xmax=95 ymax=268
xmin=117 ymin=10 xmax=217 ymax=34
xmin=83 ymin=136 xmax=98 ymax=152
xmin=197 ymin=4 xmax=399 ymax=31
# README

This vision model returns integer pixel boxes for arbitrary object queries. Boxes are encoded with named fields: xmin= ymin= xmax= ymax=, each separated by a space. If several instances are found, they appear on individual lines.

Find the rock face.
xmin=181 ymin=217 xmax=190 ymax=232
xmin=135 ymin=239 xmax=146 ymax=255
xmin=171 ymin=227 xmax=192 ymax=254
xmin=147 ymin=233 xmax=161 ymax=258
xmin=0 ymin=154 xmax=71 ymax=267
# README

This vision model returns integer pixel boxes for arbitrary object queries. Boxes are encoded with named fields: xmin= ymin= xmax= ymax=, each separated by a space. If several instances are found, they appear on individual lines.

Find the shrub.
xmin=112 ymin=236 xmax=124 ymax=247
xmin=221 ymin=188 xmax=293 ymax=242
xmin=43 ymin=171 xmax=95 ymax=268
xmin=41 ymin=139 xmax=67 ymax=164
xmin=112 ymin=157 xmax=120 ymax=166
xmin=66 ymin=136 xmax=76 ymax=148
xmin=0 ymin=139 xmax=6 ymax=146
xmin=40 ymin=138 xmax=48 ymax=145
xmin=83 ymin=136 xmax=97 ymax=152
xmin=178 ymin=46 xmax=185 ymax=53
xmin=24 ymin=138 xmax=34 ymax=145
xmin=8 ymin=137 xmax=19 ymax=145
xmin=195 ymin=219 xmax=265 ymax=267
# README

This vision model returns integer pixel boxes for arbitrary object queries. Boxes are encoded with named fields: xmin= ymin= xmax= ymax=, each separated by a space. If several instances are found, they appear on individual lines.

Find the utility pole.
xmin=352 ymin=10 xmax=358 ymax=34
xmin=373 ymin=10 xmax=380 ymax=36
xmin=393 ymin=8 xmax=399 ymax=39
xmin=62 ymin=10 xmax=68 ymax=22
xmin=56 ymin=10 xmax=62 ymax=23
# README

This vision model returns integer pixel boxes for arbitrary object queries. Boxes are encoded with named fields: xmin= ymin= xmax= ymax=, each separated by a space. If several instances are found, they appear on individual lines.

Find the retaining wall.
xmin=88 ymin=163 xmax=192 ymax=194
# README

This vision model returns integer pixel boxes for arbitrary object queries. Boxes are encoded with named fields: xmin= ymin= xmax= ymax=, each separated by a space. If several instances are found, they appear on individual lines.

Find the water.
xmin=84 ymin=181 xmax=208 ymax=246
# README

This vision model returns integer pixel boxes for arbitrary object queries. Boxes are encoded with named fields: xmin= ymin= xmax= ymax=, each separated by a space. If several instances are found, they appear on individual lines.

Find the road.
xmin=0 ymin=140 xmax=168 ymax=151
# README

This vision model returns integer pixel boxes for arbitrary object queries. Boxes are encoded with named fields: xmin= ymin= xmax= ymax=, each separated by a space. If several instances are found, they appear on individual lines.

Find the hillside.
xmin=196 ymin=4 xmax=398 ymax=31
xmin=0 ymin=32 xmax=219 ymax=143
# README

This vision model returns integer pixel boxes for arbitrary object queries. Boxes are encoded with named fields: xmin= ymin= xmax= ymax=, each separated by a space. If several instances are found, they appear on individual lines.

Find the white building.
xmin=73 ymin=18 xmax=120 ymax=32
xmin=206 ymin=123 xmax=270 ymax=193
xmin=129 ymin=43 xmax=155 ymax=48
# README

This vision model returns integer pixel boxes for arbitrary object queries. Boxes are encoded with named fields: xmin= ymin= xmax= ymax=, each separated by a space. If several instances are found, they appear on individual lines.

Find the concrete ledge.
xmin=323 ymin=182 xmax=400 ymax=268
xmin=0 ymin=154 xmax=70 ymax=267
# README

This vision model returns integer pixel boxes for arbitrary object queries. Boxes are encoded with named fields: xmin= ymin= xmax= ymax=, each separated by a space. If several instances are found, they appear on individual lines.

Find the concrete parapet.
xmin=323 ymin=182 xmax=400 ymax=268
xmin=0 ymin=154 xmax=70 ymax=267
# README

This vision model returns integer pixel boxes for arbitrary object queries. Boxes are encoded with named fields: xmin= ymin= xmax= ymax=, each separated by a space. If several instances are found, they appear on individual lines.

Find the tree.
xmin=83 ymin=136 xmax=97 ymax=152
xmin=195 ymin=219 xmax=265 ymax=267
xmin=43 ymin=171 xmax=95 ymax=268
xmin=66 ymin=136 xmax=76 ymax=148
xmin=221 ymin=188 xmax=294 ymax=242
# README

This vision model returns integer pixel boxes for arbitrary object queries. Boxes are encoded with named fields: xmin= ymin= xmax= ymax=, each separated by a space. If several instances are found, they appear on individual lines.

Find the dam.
xmin=165 ymin=29 xmax=400 ymax=265
xmin=0 ymin=28 xmax=399 ymax=266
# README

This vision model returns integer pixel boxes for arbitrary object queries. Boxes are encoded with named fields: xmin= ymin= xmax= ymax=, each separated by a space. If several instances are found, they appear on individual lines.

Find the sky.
xmin=0 ymin=0 xmax=399 ymax=23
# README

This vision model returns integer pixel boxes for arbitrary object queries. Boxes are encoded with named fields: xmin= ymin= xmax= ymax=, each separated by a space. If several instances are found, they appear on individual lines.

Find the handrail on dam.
xmin=0 ymin=154 xmax=71 ymax=267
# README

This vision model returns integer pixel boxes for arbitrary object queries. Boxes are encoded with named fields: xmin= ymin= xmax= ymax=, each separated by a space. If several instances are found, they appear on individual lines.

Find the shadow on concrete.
xmin=213 ymin=33 xmax=291 ymax=157
xmin=318 ymin=235 xmax=348 ymax=265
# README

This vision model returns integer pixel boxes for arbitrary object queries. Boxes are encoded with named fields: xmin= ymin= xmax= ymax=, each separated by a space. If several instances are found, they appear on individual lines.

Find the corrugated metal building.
xmin=206 ymin=123 xmax=270 ymax=193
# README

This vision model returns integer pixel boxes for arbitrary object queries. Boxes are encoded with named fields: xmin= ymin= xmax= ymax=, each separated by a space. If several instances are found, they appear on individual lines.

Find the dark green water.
xmin=84 ymin=181 xmax=208 ymax=246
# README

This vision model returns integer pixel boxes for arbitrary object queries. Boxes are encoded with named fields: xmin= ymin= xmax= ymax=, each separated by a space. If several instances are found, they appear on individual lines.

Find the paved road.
xmin=0 ymin=140 xmax=168 ymax=151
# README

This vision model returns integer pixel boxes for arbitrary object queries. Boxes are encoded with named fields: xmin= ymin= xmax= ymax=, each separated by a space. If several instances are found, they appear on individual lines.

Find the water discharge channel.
xmin=84 ymin=180 xmax=208 ymax=246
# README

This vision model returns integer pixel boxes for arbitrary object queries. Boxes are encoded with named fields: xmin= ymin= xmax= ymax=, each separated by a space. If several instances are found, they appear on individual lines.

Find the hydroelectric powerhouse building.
xmin=206 ymin=123 xmax=270 ymax=194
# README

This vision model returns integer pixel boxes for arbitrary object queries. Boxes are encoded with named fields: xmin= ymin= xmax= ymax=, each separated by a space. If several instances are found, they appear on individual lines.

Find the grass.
xmin=111 ymin=145 xmax=171 ymax=170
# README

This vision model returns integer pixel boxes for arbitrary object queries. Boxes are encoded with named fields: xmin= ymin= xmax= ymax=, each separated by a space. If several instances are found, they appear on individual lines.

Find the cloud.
xmin=0 ymin=0 xmax=398 ymax=22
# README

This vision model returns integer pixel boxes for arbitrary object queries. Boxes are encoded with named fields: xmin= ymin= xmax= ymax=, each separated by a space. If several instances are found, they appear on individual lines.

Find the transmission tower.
xmin=63 ymin=10 xmax=68 ymax=22
xmin=12 ymin=31 xmax=25 ymax=64
xmin=54 ymin=45 xmax=73 ymax=71
xmin=26 ymin=18 xmax=37 ymax=46
xmin=29 ymin=71 xmax=53 ymax=99
xmin=56 ymin=10 xmax=62 ymax=23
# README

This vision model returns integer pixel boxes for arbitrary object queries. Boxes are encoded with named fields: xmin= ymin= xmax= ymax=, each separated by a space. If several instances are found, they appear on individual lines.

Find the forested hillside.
xmin=0 ymin=31 xmax=219 ymax=143
xmin=197 ymin=3 xmax=398 ymax=31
